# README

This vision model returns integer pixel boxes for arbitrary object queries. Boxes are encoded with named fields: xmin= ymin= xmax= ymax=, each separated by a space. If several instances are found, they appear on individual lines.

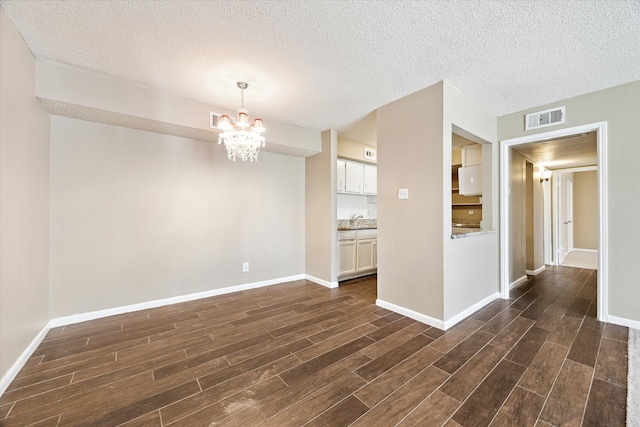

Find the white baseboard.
xmin=0 ymin=324 xmax=50 ymax=396
xmin=606 ymin=315 xmax=640 ymax=331
xmin=377 ymin=292 xmax=501 ymax=331
xmin=305 ymin=275 xmax=339 ymax=289
xmin=0 ymin=273 xmax=307 ymax=397
xmin=443 ymin=292 xmax=501 ymax=330
xmin=510 ymin=275 xmax=528 ymax=290
xmin=526 ymin=266 xmax=546 ymax=276
xmin=376 ymin=299 xmax=445 ymax=330
xmin=48 ymin=274 xmax=306 ymax=328
xmin=571 ymin=248 xmax=598 ymax=253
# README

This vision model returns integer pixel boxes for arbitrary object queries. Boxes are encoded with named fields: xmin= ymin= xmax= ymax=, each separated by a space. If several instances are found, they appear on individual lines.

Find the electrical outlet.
xmin=242 ymin=262 xmax=249 ymax=272
xmin=398 ymin=188 xmax=409 ymax=200
xmin=469 ymin=210 xmax=474 ymax=215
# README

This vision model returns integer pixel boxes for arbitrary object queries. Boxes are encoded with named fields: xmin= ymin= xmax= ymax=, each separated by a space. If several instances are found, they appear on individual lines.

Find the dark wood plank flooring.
xmin=0 ymin=266 xmax=628 ymax=426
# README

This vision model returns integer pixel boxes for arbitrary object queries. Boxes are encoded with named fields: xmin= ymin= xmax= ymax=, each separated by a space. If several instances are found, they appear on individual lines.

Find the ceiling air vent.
xmin=525 ymin=106 xmax=565 ymax=131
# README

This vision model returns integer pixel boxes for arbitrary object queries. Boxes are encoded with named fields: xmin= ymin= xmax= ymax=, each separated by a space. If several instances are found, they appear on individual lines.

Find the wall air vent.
xmin=525 ymin=106 xmax=565 ymax=131
xmin=210 ymin=112 xmax=221 ymax=129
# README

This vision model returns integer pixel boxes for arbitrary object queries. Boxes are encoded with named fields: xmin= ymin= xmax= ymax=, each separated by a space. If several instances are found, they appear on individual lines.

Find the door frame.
xmin=551 ymin=165 xmax=597 ymax=266
xmin=499 ymin=121 xmax=608 ymax=321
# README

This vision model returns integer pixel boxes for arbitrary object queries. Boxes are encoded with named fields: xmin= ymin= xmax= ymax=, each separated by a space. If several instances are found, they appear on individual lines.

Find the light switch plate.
xmin=398 ymin=189 xmax=409 ymax=200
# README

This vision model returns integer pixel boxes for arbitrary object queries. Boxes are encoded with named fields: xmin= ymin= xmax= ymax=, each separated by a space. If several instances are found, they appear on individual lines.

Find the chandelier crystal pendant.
xmin=217 ymin=82 xmax=266 ymax=162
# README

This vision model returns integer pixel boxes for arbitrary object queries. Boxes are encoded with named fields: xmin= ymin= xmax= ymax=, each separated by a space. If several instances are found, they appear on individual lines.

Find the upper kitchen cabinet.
xmin=345 ymin=161 xmax=364 ymax=193
xmin=337 ymin=159 xmax=346 ymax=192
xmin=462 ymin=144 xmax=482 ymax=166
xmin=363 ymin=164 xmax=377 ymax=195
xmin=337 ymin=159 xmax=377 ymax=195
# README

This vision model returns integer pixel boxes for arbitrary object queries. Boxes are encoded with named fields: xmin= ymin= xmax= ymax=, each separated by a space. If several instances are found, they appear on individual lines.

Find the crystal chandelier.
xmin=217 ymin=82 xmax=266 ymax=162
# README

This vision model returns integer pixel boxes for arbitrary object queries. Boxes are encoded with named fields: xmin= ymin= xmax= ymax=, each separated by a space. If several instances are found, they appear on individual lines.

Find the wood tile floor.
xmin=0 ymin=266 xmax=628 ymax=426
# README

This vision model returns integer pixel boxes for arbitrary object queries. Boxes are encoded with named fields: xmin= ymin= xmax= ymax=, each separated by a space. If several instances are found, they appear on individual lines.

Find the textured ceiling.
xmin=2 ymin=1 xmax=639 ymax=145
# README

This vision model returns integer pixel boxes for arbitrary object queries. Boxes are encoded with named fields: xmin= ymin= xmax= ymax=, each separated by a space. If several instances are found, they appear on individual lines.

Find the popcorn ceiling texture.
xmin=2 ymin=0 xmax=639 ymax=135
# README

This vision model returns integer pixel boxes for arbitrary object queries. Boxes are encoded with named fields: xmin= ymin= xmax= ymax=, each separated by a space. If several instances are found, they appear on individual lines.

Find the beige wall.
xmin=526 ymin=163 xmax=534 ymax=270
xmin=337 ymin=138 xmax=377 ymax=164
xmin=49 ymin=117 xmax=306 ymax=317
xmin=305 ymin=130 xmax=338 ymax=284
xmin=525 ymin=163 xmax=545 ymax=272
xmin=573 ymin=170 xmax=598 ymax=250
xmin=377 ymin=82 xmax=445 ymax=319
xmin=0 ymin=8 xmax=51 ymax=380
xmin=499 ymin=81 xmax=640 ymax=323
xmin=509 ymin=150 xmax=527 ymax=282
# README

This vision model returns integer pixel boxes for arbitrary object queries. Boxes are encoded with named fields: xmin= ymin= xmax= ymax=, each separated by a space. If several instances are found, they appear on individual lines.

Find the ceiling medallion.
xmin=217 ymin=82 xmax=266 ymax=162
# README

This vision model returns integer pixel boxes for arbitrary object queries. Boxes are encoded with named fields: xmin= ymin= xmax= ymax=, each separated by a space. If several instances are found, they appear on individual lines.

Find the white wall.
xmin=442 ymin=82 xmax=499 ymax=322
xmin=337 ymin=194 xmax=377 ymax=220
xmin=49 ymin=117 xmax=306 ymax=317
xmin=0 ymin=8 xmax=51 ymax=381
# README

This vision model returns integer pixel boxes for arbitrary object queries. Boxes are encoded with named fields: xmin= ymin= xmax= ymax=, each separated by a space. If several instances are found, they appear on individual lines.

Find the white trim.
xmin=305 ymin=275 xmax=339 ymax=289
xmin=553 ymin=165 xmax=597 ymax=174
xmin=571 ymin=248 xmax=598 ymax=253
xmin=376 ymin=299 xmax=445 ymax=330
xmin=606 ymin=315 xmax=640 ymax=331
xmin=0 ymin=274 xmax=309 ymax=396
xmin=377 ymin=292 xmax=500 ymax=331
xmin=49 ymin=274 xmax=306 ymax=328
xmin=526 ymin=266 xmax=546 ymax=276
xmin=442 ymin=292 xmax=501 ymax=330
xmin=500 ymin=121 xmax=608 ymax=322
xmin=0 ymin=325 xmax=50 ymax=396
xmin=510 ymin=275 xmax=528 ymax=290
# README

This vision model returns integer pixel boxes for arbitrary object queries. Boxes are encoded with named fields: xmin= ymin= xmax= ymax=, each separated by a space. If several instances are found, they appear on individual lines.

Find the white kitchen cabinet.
xmin=339 ymin=160 xmax=377 ymax=195
xmin=459 ymin=164 xmax=483 ymax=196
xmin=337 ymin=159 xmax=346 ymax=193
xmin=357 ymin=239 xmax=376 ymax=271
xmin=345 ymin=161 xmax=364 ymax=193
xmin=339 ymin=229 xmax=377 ymax=279
xmin=338 ymin=231 xmax=357 ymax=276
xmin=373 ymin=241 xmax=377 ymax=268
xmin=363 ymin=164 xmax=377 ymax=195
xmin=462 ymin=144 xmax=483 ymax=166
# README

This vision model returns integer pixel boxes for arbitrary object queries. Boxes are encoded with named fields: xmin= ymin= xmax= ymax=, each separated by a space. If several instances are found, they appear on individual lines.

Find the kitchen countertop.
xmin=451 ymin=228 xmax=496 ymax=239
xmin=338 ymin=225 xmax=377 ymax=231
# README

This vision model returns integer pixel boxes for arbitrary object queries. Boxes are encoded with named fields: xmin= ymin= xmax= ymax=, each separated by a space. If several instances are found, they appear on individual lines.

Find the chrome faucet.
xmin=350 ymin=214 xmax=364 ymax=225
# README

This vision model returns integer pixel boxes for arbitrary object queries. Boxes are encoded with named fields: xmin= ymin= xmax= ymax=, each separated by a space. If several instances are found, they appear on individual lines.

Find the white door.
xmin=558 ymin=173 xmax=574 ymax=264
xmin=566 ymin=179 xmax=573 ymax=253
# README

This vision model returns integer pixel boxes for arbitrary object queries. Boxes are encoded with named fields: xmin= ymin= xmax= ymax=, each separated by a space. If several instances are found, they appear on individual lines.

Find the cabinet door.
xmin=345 ymin=161 xmax=364 ymax=193
xmin=338 ymin=240 xmax=357 ymax=276
xmin=337 ymin=160 xmax=346 ymax=193
xmin=363 ymin=164 xmax=377 ymax=195
xmin=462 ymin=144 xmax=483 ymax=166
xmin=356 ymin=239 xmax=375 ymax=272
xmin=372 ymin=241 xmax=377 ymax=268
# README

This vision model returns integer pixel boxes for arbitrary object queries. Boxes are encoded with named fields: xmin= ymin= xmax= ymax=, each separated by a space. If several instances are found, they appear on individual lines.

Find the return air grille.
xmin=525 ymin=106 xmax=565 ymax=131
xmin=210 ymin=112 xmax=221 ymax=129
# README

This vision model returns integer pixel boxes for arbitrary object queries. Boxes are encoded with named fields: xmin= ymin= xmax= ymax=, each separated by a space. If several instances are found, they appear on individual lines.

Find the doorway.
xmin=499 ymin=122 xmax=608 ymax=321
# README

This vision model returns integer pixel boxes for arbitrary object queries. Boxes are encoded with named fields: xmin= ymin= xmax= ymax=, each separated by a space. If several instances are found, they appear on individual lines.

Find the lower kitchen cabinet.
xmin=339 ymin=240 xmax=357 ymax=276
xmin=338 ymin=229 xmax=377 ymax=279
xmin=357 ymin=238 xmax=376 ymax=271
